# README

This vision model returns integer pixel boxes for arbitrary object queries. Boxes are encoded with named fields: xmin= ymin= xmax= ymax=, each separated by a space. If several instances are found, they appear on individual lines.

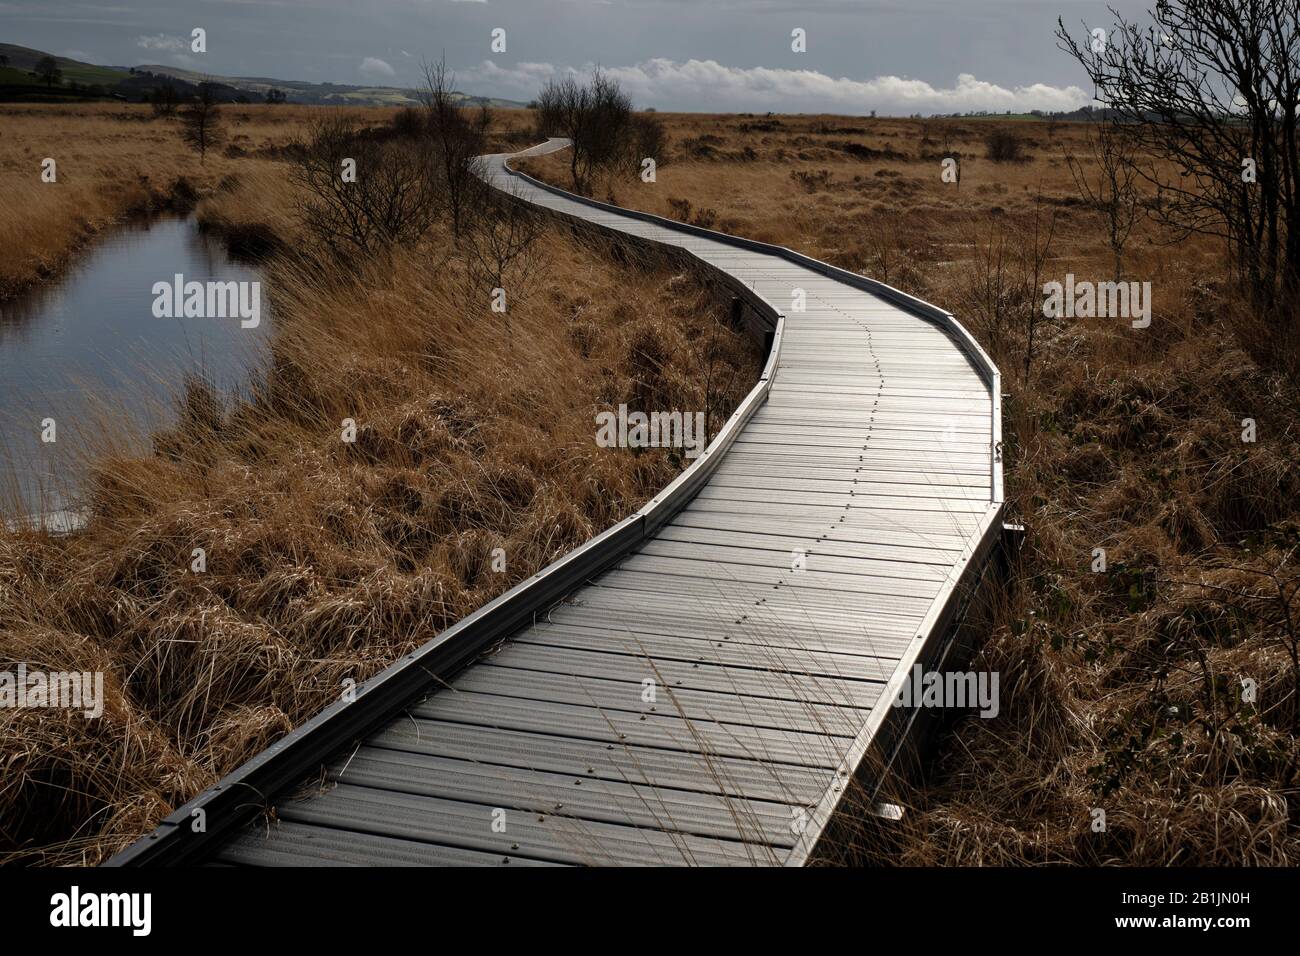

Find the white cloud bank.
xmin=466 ymin=57 xmax=1090 ymax=115
xmin=136 ymin=34 xmax=187 ymax=53
xmin=358 ymin=56 xmax=397 ymax=80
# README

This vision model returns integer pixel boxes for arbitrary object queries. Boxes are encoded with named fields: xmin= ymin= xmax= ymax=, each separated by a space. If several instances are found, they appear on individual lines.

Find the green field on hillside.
xmin=0 ymin=65 xmax=39 ymax=86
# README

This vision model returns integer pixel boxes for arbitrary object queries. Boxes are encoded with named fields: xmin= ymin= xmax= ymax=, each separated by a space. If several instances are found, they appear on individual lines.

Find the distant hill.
xmin=0 ymin=42 xmax=134 ymax=100
xmin=0 ymin=43 xmax=524 ymax=107
xmin=136 ymin=62 xmax=520 ymax=108
xmin=0 ymin=42 xmax=131 ymax=85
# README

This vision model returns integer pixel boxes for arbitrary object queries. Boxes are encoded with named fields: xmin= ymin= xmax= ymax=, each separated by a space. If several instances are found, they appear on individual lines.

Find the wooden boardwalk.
xmin=109 ymin=140 xmax=1004 ymax=867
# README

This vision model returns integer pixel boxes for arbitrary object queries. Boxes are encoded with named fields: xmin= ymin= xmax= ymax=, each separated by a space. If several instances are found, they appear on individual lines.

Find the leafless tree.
xmin=623 ymin=111 xmax=668 ymax=176
xmin=1065 ymin=122 xmax=1140 ymax=282
xmin=1021 ymin=188 xmax=1059 ymax=379
xmin=289 ymin=114 xmax=439 ymax=259
xmin=462 ymin=179 xmax=544 ymax=306
xmin=863 ymin=218 xmax=899 ymax=285
xmin=1058 ymin=0 xmax=1300 ymax=308
xmin=535 ymin=67 xmax=634 ymax=192
xmin=150 ymin=83 xmax=178 ymax=116
xmin=420 ymin=56 xmax=489 ymax=239
xmin=35 ymin=55 xmax=61 ymax=88
xmin=179 ymin=82 xmax=223 ymax=163
xmin=962 ymin=217 xmax=1017 ymax=363
xmin=962 ymin=200 xmax=1057 ymax=380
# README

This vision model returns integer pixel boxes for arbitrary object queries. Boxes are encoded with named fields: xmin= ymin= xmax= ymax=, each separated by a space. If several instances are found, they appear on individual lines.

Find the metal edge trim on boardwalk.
xmin=106 ymin=139 xmax=1003 ymax=867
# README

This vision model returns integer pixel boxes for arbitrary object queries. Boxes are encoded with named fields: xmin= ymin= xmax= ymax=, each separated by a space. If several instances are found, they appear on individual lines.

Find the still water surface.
xmin=0 ymin=215 xmax=271 ymax=521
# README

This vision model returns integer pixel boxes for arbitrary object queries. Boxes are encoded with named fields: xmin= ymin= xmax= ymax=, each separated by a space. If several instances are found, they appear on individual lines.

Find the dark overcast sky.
xmin=0 ymin=0 xmax=1148 ymax=114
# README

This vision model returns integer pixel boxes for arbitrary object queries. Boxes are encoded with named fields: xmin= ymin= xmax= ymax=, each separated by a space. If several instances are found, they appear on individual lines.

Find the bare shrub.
xmin=1058 ymin=1 xmax=1300 ymax=314
xmin=862 ymin=217 xmax=899 ymax=285
xmin=150 ymin=84 xmax=177 ymax=117
xmin=665 ymin=196 xmax=717 ymax=229
xmin=957 ymin=203 xmax=1057 ymax=379
xmin=462 ymin=180 xmax=545 ymax=310
xmin=420 ymin=57 xmax=489 ymax=238
xmin=1064 ymin=124 xmax=1140 ymax=282
xmin=627 ymin=111 xmax=669 ymax=172
xmin=985 ymin=128 xmax=1025 ymax=163
xmin=1020 ymin=190 xmax=1059 ymax=379
xmin=667 ymin=197 xmax=692 ymax=222
xmin=534 ymin=67 xmax=633 ymax=192
xmin=179 ymin=83 xmax=223 ymax=163
xmin=390 ymin=106 xmax=424 ymax=139
xmin=289 ymin=114 xmax=439 ymax=259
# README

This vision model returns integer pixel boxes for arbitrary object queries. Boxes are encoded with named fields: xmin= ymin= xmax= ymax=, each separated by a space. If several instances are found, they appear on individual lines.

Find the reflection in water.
xmin=0 ymin=215 xmax=272 ymax=520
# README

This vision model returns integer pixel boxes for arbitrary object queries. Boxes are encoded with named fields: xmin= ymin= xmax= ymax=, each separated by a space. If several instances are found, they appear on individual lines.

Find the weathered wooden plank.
xmin=529 ymin=616 xmax=914 ymax=663
xmin=636 ymin=538 xmax=952 ymax=581
xmin=277 ymin=784 xmax=779 ymax=866
xmin=616 ymin=552 xmax=946 ymax=600
xmin=368 ymin=719 xmax=834 ymax=804
xmin=546 ymin=591 xmax=924 ymax=644
xmin=216 ymin=820 xmax=559 ymax=867
xmin=450 ymin=662 xmax=869 ymax=735
xmin=511 ymin=621 xmax=898 ymax=679
xmin=485 ymin=640 xmax=890 ymax=705
xmin=593 ymin=567 xmax=940 ymax=616
xmin=576 ymin=575 xmax=933 ymax=627
xmin=407 ymin=687 xmax=850 ymax=766
xmin=654 ymin=519 xmax=965 ymax=563
xmin=329 ymin=747 xmax=804 ymax=846
xmin=664 ymin=509 xmax=973 ymax=551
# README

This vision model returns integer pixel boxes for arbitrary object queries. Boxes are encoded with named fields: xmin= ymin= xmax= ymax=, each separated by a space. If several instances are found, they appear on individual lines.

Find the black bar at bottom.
xmin=5 ymin=865 xmax=1281 ymax=942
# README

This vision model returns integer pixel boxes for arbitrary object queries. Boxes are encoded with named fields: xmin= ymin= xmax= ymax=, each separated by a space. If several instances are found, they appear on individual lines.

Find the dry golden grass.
xmin=525 ymin=112 xmax=1300 ymax=865
xmin=0 ymin=104 xmax=329 ymax=299
xmin=0 ymin=105 xmax=758 ymax=863
xmin=520 ymin=112 xmax=1223 ymax=279
xmin=0 ymin=102 xmax=527 ymax=293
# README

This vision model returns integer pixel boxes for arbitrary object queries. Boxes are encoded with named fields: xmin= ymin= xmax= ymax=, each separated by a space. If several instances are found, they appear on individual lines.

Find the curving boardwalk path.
xmin=110 ymin=140 xmax=1004 ymax=867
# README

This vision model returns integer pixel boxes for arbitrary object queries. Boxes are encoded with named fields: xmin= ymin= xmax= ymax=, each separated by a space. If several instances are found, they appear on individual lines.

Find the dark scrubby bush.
xmin=534 ymin=67 xmax=634 ymax=192
xmin=289 ymin=114 xmax=440 ymax=260
xmin=985 ymin=129 xmax=1026 ymax=162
